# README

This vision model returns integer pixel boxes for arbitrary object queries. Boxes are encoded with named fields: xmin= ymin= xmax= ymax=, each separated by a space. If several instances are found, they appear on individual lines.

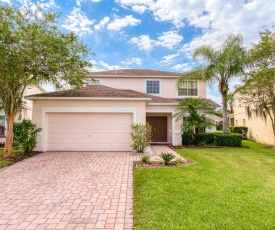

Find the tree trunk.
xmin=222 ymin=93 xmax=229 ymax=133
xmin=3 ymin=115 xmax=15 ymax=157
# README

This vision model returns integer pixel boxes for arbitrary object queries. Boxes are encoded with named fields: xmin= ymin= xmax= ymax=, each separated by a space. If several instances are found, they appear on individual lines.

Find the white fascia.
xmin=25 ymin=97 xmax=151 ymax=101
xmin=148 ymin=103 xmax=178 ymax=106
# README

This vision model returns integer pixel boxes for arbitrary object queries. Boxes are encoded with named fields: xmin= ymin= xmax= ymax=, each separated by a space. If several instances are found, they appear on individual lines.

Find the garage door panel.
xmin=46 ymin=113 xmax=132 ymax=151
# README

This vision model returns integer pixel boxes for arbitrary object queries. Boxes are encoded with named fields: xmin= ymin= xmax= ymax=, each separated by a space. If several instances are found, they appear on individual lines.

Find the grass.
xmin=0 ymin=148 xmax=23 ymax=169
xmin=134 ymin=140 xmax=275 ymax=229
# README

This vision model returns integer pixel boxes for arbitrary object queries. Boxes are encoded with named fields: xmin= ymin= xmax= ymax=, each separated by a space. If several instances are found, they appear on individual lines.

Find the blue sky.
xmin=1 ymin=0 xmax=275 ymax=104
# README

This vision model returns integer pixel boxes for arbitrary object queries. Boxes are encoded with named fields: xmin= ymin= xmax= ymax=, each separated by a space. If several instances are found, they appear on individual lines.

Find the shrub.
xmin=182 ymin=133 xmax=215 ymax=146
xmin=13 ymin=119 xmax=41 ymax=153
xmin=159 ymin=152 xmax=176 ymax=165
xmin=182 ymin=133 xmax=193 ymax=146
xmin=230 ymin=126 xmax=248 ymax=139
xmin=130 ymin=123 xmax=152 ymax=153
xmin=174 ymin=157 xmax=184 ymax=164
xmin=214 ymin=133 xmax=242 ymax=147
xmin=197 ymin=133 xmax=215 ymax=146
xmin=141 ymin=155 xmax=150 ymax=164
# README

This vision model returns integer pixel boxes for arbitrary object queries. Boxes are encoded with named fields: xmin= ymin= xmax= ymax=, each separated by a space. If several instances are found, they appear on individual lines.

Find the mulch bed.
xmin=172 ymin=145 xmax=250 ymax=149
xmin=0 ymin=151 xmax=42 ymax=163
xmin=134 ymin=160 xmax=193 ymax=168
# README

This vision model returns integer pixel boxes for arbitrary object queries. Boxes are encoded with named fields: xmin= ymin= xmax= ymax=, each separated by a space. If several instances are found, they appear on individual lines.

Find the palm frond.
xmin=176 ymin=66 xmax=205 ymax=89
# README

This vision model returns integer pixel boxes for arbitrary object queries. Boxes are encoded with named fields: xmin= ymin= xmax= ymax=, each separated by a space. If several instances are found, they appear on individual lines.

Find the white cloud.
xmin=88 ymin=60 xmax=125 ymax=71
xmin=171 ymin=63 xmax=193 ymax=72
xmin=115 ymin=0 xmax=153 ymax=13
xmin=115 ymin=0 xmax=275 ymax=53
xmin=88 ymin=58 xmax=142 ymax=72
xmin=129 ymin=31 xmax=183 ymax=51
xmin=132 ymin=5 xmax=147 ymax=14
xmin=160 ymin=53 xmax=180 ymax=64
xmin=155 ymin=31 xmax=183 ymax=49
xmin=94 ymin=17 xmax=110 ymax=30
xmin=16 ymin=0 xmax=56 ymax=14
xmin=76 ymin=0 xmax=101 ymax=6
xmin=121 ymin=57 xmax=143 ymax=65
xmin=0 ymin=0 xmax=11 ymax=3
xmin=107 ymin=15 xmax=141 ymax=31
xmin=62 ymin=7 xmax=95 ymax=36
xmin=76 ymin=0 xmax=83 ymax=6
xmin=129 ymin=35 xmax=154 ymax=51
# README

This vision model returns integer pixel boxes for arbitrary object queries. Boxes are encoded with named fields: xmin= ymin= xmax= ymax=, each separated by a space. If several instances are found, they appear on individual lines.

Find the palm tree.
xmin=177 ymin=34 xmax=246 ymax=133
xmin=173 ymin=98 xmax=217 ymax=145
xmin=227 ymin=92 xmax=235 ymax=114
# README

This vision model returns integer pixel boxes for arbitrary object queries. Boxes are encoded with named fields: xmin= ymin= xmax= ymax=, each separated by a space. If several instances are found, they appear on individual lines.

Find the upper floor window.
xmin=178 ymin=81 xmax=198 ymax=96
xmin=146 ymin=80 xmax=160 ymax=94
xmin=86 ymin=78 xmax=101 ymax=85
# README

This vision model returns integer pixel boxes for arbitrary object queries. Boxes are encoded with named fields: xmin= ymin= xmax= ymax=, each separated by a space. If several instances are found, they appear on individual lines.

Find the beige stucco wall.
xmin=21 ymin=85 xmax=45 ymax=120
xmin=234 ymin=97 xmax=274 ymax=145
xmin=32 ymin=99 xmax=147 ymax=151
xmin=92 ymin=77 xmax=207 ymax=99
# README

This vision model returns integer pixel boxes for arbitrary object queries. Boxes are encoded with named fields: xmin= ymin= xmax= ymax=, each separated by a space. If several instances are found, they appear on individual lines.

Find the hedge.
xmin=182 ymin=133 xmax=193 ymax=146
xmin=197 ymin=133 xmax=215 ymax=145
xmin=214 ymin=133 xmax=242 ymax=147
xmin=182 ymin=133 xmax=215 ymax=146
xmin=182 ymin=133 xmax=243 ymax=147
xmin=230 ymin=126 xmax=248 ymax=139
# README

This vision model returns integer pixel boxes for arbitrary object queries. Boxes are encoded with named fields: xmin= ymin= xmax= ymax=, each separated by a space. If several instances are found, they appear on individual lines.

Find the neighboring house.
xmin=228 ymin=93 xmax=274 ymax=145
xmin=0 ymin=85 xmax=46 ymax=144
xmin=25 ymin=69 xmax=220 ymax=152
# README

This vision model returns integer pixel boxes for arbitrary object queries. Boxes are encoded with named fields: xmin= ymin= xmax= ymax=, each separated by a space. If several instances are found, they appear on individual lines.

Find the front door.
xmin=146 ymin=117 xmax=167 ymax=142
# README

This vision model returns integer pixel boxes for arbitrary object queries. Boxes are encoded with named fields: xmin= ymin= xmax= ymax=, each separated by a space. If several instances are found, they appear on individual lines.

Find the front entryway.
xmin=146 ymin=117 xmax=167 ymax=142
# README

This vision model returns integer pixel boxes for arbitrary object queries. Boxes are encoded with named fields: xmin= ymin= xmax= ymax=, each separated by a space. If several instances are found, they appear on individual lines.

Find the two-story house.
xmin=25 ymin=69 xmax=219 ymax=152
xmin=0 ymin=85 xmax=46 ymax=144
xmin=228 ymin=92 xmax=274 ymax=145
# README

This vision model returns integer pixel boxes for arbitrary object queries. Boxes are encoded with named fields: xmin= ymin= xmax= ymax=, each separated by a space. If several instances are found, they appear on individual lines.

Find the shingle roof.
xmin=88 ymin=69 xmax=180 ymax=77
xmin=25 ymin=85 xmax=220 ymax=107
xmin=173 ymin=98 xmax=221 ymax=107
xmin=26 ymin=85 xmax=152 ymax=99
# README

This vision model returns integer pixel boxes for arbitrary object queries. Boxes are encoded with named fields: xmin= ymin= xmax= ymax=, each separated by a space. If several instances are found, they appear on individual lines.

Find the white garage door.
xmin=46 ymin=113 xmax=133 ymax=151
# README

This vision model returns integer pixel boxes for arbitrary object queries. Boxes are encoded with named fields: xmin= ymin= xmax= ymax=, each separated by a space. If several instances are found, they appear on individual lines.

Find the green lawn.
xmin=0 ymin=148 xmax=23 ymax=168
xmin=134 ymin=141 xmax=275 ymax=229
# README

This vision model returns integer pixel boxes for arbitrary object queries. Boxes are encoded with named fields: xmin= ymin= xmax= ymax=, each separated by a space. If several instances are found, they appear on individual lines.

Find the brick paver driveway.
xmin=0 ymin=152 xmax=137 ymax=230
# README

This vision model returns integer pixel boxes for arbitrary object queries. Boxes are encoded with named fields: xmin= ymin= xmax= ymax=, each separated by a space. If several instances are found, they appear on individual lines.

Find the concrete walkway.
xmin=0 ymin=152 xmax=138 ymax=230
xmin=143 ymin=145 xmax=186 ymax=162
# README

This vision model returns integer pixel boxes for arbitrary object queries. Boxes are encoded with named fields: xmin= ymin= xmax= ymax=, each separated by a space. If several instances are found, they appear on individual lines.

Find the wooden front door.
xmin=146 ymin=117 xmax=167 ymax=142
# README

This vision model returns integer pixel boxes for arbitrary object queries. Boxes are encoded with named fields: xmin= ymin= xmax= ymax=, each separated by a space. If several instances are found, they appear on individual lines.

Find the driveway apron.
xmin=0 ymin=152 xmax=137 ymax=230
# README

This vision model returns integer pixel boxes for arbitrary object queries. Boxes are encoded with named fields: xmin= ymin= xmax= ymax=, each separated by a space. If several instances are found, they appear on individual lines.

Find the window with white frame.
xmin=146 ymin=80 xmax=160 ymax=94
xmin=0 ymin=115 xmax=5 ymax=136
xmin=178 ymin=81 xmax=198 ymax=96
xmin=86 ymin=78 xmax=101 ymax=85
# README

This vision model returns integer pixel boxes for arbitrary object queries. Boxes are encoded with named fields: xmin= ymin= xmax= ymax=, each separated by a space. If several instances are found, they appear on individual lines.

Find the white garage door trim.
xmin=40 ymin=107 xmax=137 ymax=152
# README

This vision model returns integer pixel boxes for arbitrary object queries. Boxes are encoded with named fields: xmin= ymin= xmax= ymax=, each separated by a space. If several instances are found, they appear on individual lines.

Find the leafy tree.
xmin=236 ymin=27 xmax=275 ymax=145
xmin=173 ymin=98 xmax=217 ymax=145
xmin=0 ymin=5 xmax=92 ymax=157
xmin=177 ymin=34 xmax=247 ymax=133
